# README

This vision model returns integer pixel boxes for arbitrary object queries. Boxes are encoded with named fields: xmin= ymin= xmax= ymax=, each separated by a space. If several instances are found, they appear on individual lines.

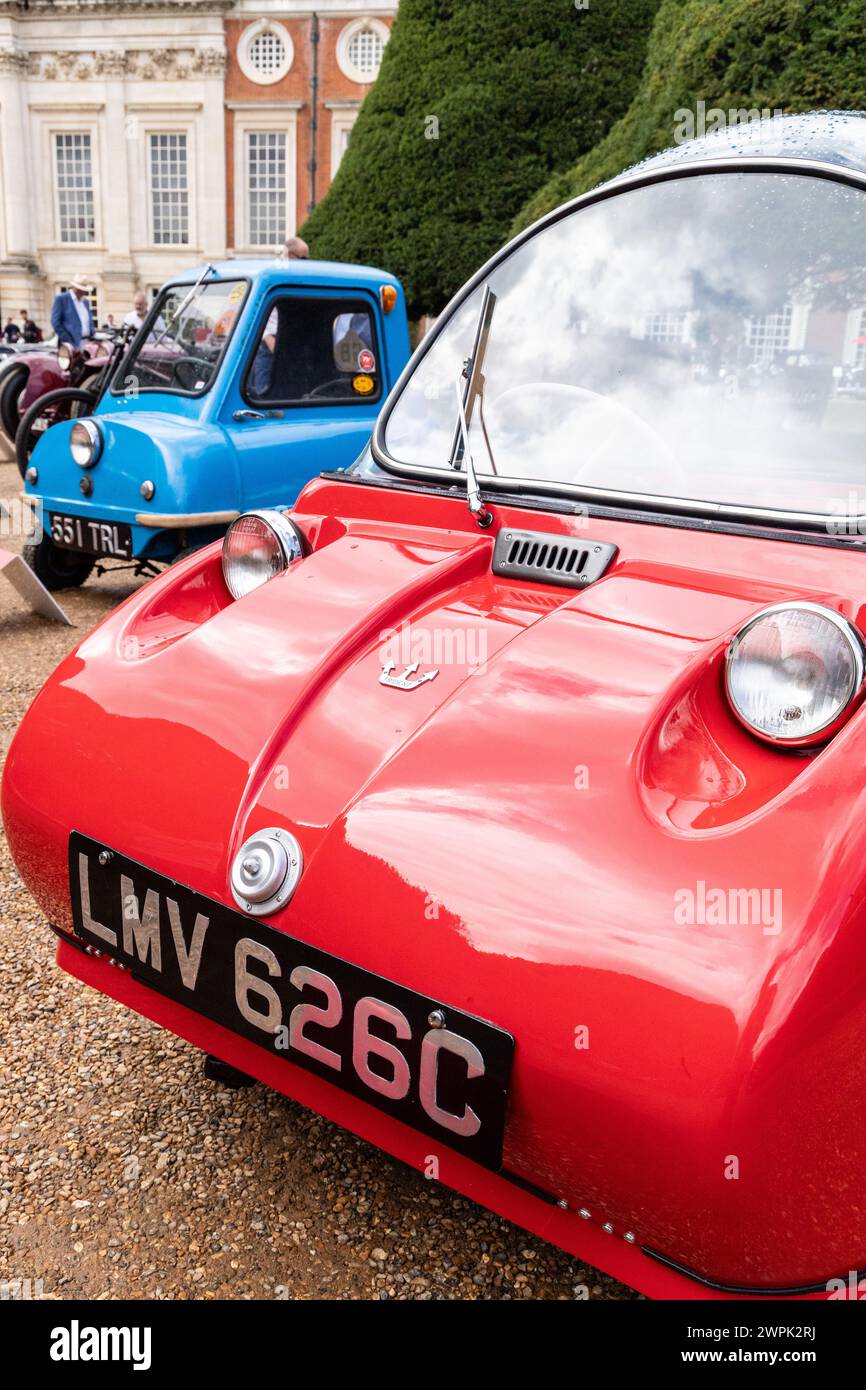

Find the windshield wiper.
xmin=449 ymin=284 xmax=497 ymax=529
xmin=151 ymin=264 xmax=218 ymax=350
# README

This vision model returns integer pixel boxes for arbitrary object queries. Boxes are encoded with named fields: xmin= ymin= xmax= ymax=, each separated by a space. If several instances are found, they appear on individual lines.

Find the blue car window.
xmin=113 ymin=278 xmax=248 ymax=397
xmin=245 ymin=296 xmax=380 ymax=406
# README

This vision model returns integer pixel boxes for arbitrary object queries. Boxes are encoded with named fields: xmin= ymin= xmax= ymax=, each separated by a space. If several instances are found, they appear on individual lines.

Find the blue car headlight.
xmin=69 ymin=419 xmax=103 ymax=468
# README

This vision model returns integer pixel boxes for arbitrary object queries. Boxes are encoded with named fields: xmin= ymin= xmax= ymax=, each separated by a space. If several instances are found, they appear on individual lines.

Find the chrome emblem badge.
xmin=380 ymin=660 xmax=439 ymax=691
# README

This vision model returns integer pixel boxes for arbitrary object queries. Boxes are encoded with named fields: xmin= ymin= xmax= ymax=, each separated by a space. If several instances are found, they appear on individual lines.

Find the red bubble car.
xmin=6 ymin=112 xmax=866 ymax=1300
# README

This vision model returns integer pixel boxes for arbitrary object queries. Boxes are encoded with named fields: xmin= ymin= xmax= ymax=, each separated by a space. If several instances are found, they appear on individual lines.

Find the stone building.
xmin=0 ymin=0 xmax=395 ymax=328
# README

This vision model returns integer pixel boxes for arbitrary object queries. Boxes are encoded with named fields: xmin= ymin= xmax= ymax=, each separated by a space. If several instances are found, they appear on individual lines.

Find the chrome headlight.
xmin=69 ymin=419 xmax=102 ymax=468
xmin=57 ymin=343 xmax=73 ymax=371
xmin=221 ymin=510 xmax=304 ymax=600
xmin=725 ymin=602 xmax=865 ymax=746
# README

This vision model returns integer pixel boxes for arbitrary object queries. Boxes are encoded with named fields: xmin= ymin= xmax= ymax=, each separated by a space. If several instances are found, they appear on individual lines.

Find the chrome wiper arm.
xmin=454 ymin=374 xmax=492 ymax=527
xmin=151 ymin=264 xmax=218 ymax=350
xmin=448 ymin=283 xmax=497 ymax=529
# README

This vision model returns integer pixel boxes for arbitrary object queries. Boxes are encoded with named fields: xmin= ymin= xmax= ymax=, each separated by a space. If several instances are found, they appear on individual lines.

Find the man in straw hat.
xmin=50 ymin=273 xmax=94 ymax=348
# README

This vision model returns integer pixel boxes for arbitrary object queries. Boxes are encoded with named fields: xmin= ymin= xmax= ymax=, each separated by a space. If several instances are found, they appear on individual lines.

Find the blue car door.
xmin=223 ymin=287 xmax=387 ymax=512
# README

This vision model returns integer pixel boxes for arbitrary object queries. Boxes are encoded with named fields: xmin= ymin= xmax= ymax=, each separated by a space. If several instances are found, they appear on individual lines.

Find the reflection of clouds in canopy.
xmin=496 ymin=203 xmax=706 ymax=337
xmin=478 ymin=376 xmax=866 ymax=510
xmin=386 ymin=172 xmax=866 ymax=516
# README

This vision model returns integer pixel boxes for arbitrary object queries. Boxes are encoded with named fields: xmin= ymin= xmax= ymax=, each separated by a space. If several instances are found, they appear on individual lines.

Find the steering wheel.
xmin=172 ymin=356 xmax=212 ymax=391
xmin=486 ymin=382 xmax=684 ymax=493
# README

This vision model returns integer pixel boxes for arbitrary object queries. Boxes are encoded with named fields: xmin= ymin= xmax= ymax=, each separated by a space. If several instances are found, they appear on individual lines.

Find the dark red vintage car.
xmin=6 ymin=112 xmax=866 ymax=1300
xmin=0 ymin=335 xmax=110 ymax=443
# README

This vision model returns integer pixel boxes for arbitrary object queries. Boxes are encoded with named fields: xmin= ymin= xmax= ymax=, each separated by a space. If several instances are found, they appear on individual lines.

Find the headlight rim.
xmin=69 ymin=418 xmax=103 ymax=469
xmin=725 ymin=599 xmax=866 ymax=748
xmin=221 ymin=508 xmax=304 ymax=601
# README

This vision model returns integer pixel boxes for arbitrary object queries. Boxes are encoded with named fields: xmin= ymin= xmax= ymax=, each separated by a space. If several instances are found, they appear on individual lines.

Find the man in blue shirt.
xmin=51 ymin=274 xmax=94 ymax=347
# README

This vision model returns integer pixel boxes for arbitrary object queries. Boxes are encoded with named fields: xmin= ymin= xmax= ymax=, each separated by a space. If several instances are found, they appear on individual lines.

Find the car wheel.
xmin=15 ymin=387 xmax=98 ymax=478
xmin=0 ymin=363 xmax=28 ymax=442
xmin=22 ymin=534 xmax=94 ymax=590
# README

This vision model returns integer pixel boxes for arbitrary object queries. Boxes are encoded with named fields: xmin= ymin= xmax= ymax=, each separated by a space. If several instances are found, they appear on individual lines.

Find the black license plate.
xmin=69 ymin=833 xmax=514 ymax=1169
xmin=51 ymin=512 xmax=132 ymax=560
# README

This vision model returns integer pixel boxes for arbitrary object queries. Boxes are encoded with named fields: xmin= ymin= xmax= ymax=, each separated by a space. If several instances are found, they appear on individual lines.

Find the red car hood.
xmin=6 ymin=476 xmax=866 ymax=1288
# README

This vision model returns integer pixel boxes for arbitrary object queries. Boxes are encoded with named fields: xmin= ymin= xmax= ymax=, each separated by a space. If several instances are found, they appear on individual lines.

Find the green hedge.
xmin=301 ymin=0 xmax=661 ymax=317
xmin=513 ymin=0 xmax=866 ymax=233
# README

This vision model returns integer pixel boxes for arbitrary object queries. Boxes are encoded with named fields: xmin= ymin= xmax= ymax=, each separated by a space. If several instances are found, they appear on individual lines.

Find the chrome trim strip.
xmin=135 ymin=510 xmax=241 ymax=528
xmin=372 ymin=155 xmax=866 ymax=534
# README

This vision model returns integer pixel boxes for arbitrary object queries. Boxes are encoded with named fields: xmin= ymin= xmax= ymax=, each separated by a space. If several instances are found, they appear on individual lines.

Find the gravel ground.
xmin=0 ymin=452 xmax=635 ymax=1301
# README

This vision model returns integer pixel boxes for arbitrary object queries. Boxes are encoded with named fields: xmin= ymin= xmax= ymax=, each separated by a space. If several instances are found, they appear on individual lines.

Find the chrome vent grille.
xmin=492 ymin=529 xmax=617 ymax=589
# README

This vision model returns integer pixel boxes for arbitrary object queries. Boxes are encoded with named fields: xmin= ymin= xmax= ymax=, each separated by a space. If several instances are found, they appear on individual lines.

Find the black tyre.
xmin=22 ymin=533 xmax=94 ymax=591
xmin=15 ymin=387 xmax=97 ymax=478
xmin=0 ymin=363 xmax=27 ymax=442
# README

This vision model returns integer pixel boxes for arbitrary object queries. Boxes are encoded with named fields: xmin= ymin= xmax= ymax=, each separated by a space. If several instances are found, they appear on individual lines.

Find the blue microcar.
xmin=22 ymin=258 xmax=410 ymax=588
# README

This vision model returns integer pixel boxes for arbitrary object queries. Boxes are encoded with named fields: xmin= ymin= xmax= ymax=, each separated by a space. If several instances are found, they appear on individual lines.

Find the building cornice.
xmin=226 ymin=99 xmax=304 ymax=110
xmin=228 ymin=2 xmax=398 ymax=14
xmin=29 ymin=101 xmax=105 ymax=112
xmin=126 ymin=100 xmax=204 ymax=112
xmin=14 ymin=47 xmax=227 ymax=80
xmin=0 ymin=1 xmax=235 ymax=13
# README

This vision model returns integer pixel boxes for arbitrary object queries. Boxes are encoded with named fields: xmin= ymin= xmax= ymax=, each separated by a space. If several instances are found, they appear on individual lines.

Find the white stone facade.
xmin=0 ymin=0 xmax=395 ymax=328
xmin=0 ymin=1 xmax=235 ymax=324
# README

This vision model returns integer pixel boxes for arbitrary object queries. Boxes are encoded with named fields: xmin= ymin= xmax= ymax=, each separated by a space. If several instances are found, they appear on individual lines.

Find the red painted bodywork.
xmin=4 ymin=474 xmax=866 ymax=1300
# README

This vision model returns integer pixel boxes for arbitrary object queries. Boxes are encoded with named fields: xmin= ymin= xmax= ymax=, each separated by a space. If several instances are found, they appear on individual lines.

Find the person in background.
xmin=51 ymin=274 xmax=94 ymax=347
xmin=123 ymin=290 xmax=164 ymax=343
xmin=21 ymin=312 xmax=41 ymax=343
xmin=123 ymin=291 xmax=149 ymax=332
xmin=102 ymin=313 xmax=116 ymax=331
xmin=281 ymin=235 xmax=310 ymax=261
xmin=3 ymin=318 xmax=20 ymax=344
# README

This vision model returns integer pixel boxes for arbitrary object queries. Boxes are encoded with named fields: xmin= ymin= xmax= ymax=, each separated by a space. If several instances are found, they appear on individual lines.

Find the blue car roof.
xmin=619 ymin=110 xmax=866 ymax=182
xmin=165 ymin=258 xmax=402 ymax=292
